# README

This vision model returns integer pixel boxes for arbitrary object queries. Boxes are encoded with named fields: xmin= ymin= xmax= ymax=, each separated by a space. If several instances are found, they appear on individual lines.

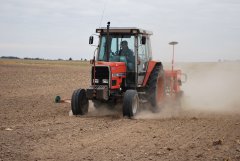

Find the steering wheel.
xmin=111 ymin=50 xmax=120 ymax=56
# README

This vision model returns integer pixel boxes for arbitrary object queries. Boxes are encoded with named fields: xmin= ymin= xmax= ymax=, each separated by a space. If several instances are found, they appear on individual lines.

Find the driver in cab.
xmin=119 ymin=41 xmax=134 ymax=71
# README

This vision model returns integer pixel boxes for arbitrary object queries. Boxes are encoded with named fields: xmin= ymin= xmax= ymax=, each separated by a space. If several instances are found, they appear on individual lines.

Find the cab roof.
xmin=96 ymin=27 xmax=153 ymax=35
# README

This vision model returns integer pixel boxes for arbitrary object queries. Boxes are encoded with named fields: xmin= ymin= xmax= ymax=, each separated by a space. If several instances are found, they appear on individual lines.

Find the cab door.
xmin=137 ymin=35 xmax=150 ymax=85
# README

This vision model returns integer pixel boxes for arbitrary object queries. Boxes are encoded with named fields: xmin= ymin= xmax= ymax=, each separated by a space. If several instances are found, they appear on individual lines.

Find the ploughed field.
xmin=0 ymin=59 xmax=240 ymax=161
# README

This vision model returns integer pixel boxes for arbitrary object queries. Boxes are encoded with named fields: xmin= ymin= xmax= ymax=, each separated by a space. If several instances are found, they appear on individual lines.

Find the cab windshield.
xmin=98 ymin=34 xmax=135 ymax=62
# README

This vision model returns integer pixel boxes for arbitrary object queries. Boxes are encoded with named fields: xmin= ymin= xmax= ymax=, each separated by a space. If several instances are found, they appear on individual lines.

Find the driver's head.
xmin=121 ymin=41 xmax=128 ymax=49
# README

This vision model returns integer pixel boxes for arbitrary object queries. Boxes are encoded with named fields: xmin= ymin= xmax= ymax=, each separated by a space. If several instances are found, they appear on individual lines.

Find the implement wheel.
xmin=71 ymin=89 xmax=89 ymax=115
xmin=123 ymin=90 xmax=139 ymax=118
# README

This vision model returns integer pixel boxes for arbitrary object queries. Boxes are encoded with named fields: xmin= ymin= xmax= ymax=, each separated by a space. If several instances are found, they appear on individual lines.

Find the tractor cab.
xmin=90 ymin=26 xmax=153 ymax=88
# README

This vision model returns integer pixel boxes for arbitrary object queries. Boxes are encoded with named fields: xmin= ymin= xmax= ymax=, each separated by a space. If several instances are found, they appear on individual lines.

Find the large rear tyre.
xmin=122 ymin=90 xmax=139 ymax=118
xmin=147 ymin=65 xmax=165 ymax=112
xmin=71 ymin=88 xmax=89 ymax=115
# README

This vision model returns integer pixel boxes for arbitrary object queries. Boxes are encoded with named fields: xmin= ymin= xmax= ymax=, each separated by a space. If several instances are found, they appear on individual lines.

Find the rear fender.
xmin=142 ymin=61 xmax=162 ymax=86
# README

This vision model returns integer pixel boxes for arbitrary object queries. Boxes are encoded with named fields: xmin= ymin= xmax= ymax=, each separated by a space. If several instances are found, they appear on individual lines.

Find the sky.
xmin=0 ymin=0 xmax=240 ymax=62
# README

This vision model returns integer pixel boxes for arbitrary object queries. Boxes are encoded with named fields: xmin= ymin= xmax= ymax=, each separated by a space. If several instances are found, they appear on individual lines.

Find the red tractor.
xmin=70 ymin=22 xmax=185 ymax=118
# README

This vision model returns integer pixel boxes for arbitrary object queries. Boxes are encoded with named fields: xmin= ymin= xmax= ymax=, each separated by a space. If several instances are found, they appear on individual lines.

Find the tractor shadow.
xmin=69 ymin=101 xmax=123 ymax=119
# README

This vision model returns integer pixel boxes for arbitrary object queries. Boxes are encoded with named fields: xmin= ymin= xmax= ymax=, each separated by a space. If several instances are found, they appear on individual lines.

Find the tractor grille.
xmin=92 ymin=66 xmax=109 ymax=85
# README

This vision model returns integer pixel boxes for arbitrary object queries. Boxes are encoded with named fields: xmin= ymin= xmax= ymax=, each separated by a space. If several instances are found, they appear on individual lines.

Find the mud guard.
xmin=142 ymin=61 xmax=162 ymax=87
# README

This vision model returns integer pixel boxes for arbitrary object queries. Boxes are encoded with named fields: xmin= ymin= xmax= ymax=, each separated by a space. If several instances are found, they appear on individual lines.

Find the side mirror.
xmin=141 ymin=36 xmax=146 ymax=45
xmin=90 ymin=59 xmax=94 ymax=64
xmin=89 ymin=36 xmax=94 ymax=44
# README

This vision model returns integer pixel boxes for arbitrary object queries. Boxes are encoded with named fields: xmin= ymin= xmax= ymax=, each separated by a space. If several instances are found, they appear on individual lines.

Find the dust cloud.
xmin=68 ymin=101 xmax=122 ymax=117
xmin=87 ymin=103 xmax=121 ymax=118
xmin=136 ymin=61 xmax=240 ymax=119
xmin=181 ymin=62 xmax=240 ymax=113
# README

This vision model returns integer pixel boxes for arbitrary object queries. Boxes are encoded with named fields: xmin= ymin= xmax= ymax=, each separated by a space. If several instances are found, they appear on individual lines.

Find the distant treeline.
xmin=1 ymin=56 xmax=20 ymax=59
xmin=1 ymin=56 xmax=44 ymax=60
xmin=0 ymin=56 xmax=88 ymax=61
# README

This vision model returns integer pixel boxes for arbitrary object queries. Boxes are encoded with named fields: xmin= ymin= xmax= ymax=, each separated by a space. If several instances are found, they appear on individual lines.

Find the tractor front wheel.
xmin=71 ymin=88 xmax=89 ymax=115
xmin=122 ymin=90 xmax=139 ymax=118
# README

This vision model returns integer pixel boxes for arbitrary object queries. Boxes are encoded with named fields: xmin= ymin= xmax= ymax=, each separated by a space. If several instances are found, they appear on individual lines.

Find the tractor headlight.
xmin=112 ymin=73 xmax=126 ymax=77
xmin=102 ymin=79 xmax=109 ymax=84
xmin=93 ymin=79 xmax=99 ymax=83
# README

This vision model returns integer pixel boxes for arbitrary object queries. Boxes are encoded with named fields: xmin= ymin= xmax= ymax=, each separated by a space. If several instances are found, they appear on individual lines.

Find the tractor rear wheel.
xmin=71 ymin=88 xmax=89 ymax=115
xmin=147 ymin=65 xmax=165 ymax=112
xmin=122 ymin=90 xmax=139 ymax=118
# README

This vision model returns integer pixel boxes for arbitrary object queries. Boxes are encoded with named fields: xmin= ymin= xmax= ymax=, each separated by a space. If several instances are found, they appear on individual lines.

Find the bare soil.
xmin=0 ymin=60 xmax=240 ymax=161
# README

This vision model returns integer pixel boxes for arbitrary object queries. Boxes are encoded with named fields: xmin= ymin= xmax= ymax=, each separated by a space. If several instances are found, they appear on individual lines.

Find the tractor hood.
xmin=94 ymin=61 xmax=127 ymax=89
xmin=96 ymin=61 xmax=127 ymax=73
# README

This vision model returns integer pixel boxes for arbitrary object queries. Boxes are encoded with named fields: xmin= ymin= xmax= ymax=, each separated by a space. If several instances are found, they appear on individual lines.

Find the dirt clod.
xmin=196 ymin=153 xmax=203 ymax=158
xmin=5 ymin=128 xmax=13 ymax=131
xmin=191 ymin=117 xmax=198 ymax=120
xmin=236 ymin=140 xmax=240 ymax=145
xmin=166 ymin=147 xmax=173 ymax=151
xmin=213 ymin=139 xmax=223 ymax=146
